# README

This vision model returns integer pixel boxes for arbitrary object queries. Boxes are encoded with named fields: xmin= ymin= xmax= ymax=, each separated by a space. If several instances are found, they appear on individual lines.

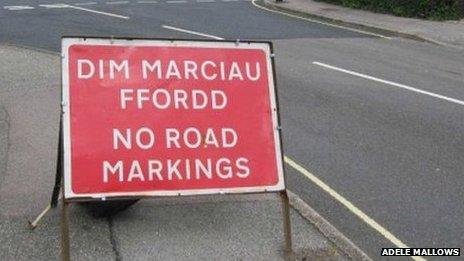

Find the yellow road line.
xmin=284 ymin=156 xmax=426 ymax=261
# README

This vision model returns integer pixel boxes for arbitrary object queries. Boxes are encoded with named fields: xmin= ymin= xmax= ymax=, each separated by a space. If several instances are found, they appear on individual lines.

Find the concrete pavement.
xmin=261 ymin=0 xmax=464 ymax=49
xmin=0 ymin=44 xmax=365 ymax=260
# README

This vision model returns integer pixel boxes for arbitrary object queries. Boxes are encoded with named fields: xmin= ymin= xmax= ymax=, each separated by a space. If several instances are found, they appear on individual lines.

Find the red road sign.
xmin=62 ymin=37 xmax=285 ymax=199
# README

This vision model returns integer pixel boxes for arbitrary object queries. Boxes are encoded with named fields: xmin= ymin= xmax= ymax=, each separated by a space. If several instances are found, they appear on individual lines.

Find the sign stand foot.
xmin=280 ymin=190 xmax=294 ymax=260
xmin=28 ymin=196 xmax=62 ymax=230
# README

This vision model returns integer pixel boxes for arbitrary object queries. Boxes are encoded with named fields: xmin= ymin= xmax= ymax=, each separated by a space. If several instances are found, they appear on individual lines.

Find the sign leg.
xmin=61 ymin=199 xmax=71 ymax=261
xmin=29 ymin=116 xmax=63 ymax=230
xmin=51 ymin=117 xmax=63 ymax=208
xmin=28 ymin=203 xmax=52 ymax=230
xmin=280 ymin=190 xmax=294 ymax=260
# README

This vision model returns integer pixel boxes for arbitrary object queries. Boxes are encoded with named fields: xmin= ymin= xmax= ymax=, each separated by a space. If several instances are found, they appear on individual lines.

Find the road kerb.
xmin=256 ymin=0 xmax=460 ymax=49
xmin=287 ymin=190 xmax=373 ymax=261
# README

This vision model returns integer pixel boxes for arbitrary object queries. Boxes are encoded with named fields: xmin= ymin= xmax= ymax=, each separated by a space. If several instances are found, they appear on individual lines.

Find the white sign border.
xmin=62 ymin=37 xmax=285 ymax=200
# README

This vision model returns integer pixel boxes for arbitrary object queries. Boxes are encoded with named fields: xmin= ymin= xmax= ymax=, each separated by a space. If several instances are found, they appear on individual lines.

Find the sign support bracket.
xmin=51 ymin=116 xmax=63 ymax=208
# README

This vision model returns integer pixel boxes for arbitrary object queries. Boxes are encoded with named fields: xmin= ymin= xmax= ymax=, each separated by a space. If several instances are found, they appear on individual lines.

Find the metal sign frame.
xmin=50 ymin=36 xmax=294 ymax=260
xmin=62 ymin=37 xmax=285 ymax=200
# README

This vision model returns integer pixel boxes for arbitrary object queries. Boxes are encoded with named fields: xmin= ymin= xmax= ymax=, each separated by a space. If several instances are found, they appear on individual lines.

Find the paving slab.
xmin=110 ymin=194 xmax=345 ymax=260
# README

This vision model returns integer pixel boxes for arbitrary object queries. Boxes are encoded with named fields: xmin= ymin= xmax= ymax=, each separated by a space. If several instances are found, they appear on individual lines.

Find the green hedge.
xmin=317 ymin=0 xmax=464 ymax=20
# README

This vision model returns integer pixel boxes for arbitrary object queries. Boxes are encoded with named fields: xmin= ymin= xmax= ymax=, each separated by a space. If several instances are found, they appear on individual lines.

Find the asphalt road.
xmin=1 ymin=0 xmax=463 ymax=259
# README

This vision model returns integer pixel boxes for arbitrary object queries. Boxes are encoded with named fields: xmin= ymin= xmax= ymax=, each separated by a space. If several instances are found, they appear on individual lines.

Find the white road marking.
xmin=251 ymin=0 xmax=390 ymax=39
xmin=166 ymin=0 xmax=188 ymax=3
xmin=4 ymin=5 xmax=34 ymax=10
xmin=39 ymin=4 xmax=69 ymax=8
xmin=74 ymin=2 xmax=97 ymax=6
xmin=284 ymin=156 xmax=426 ymax=261
xmin=137 ymin=0 xmax=158 ymax=3
xmin=162 ymin=25 xmax=224 ymax=40
xmin=221 ymin=0 xmax=239 ymax=2
xmin=313 ymin=61 xmax=464 ymax=106
xmin=66 ymin=4 xmax=129 ymax=19
xmin=106 ymin=1 xmax=129 ymax=4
